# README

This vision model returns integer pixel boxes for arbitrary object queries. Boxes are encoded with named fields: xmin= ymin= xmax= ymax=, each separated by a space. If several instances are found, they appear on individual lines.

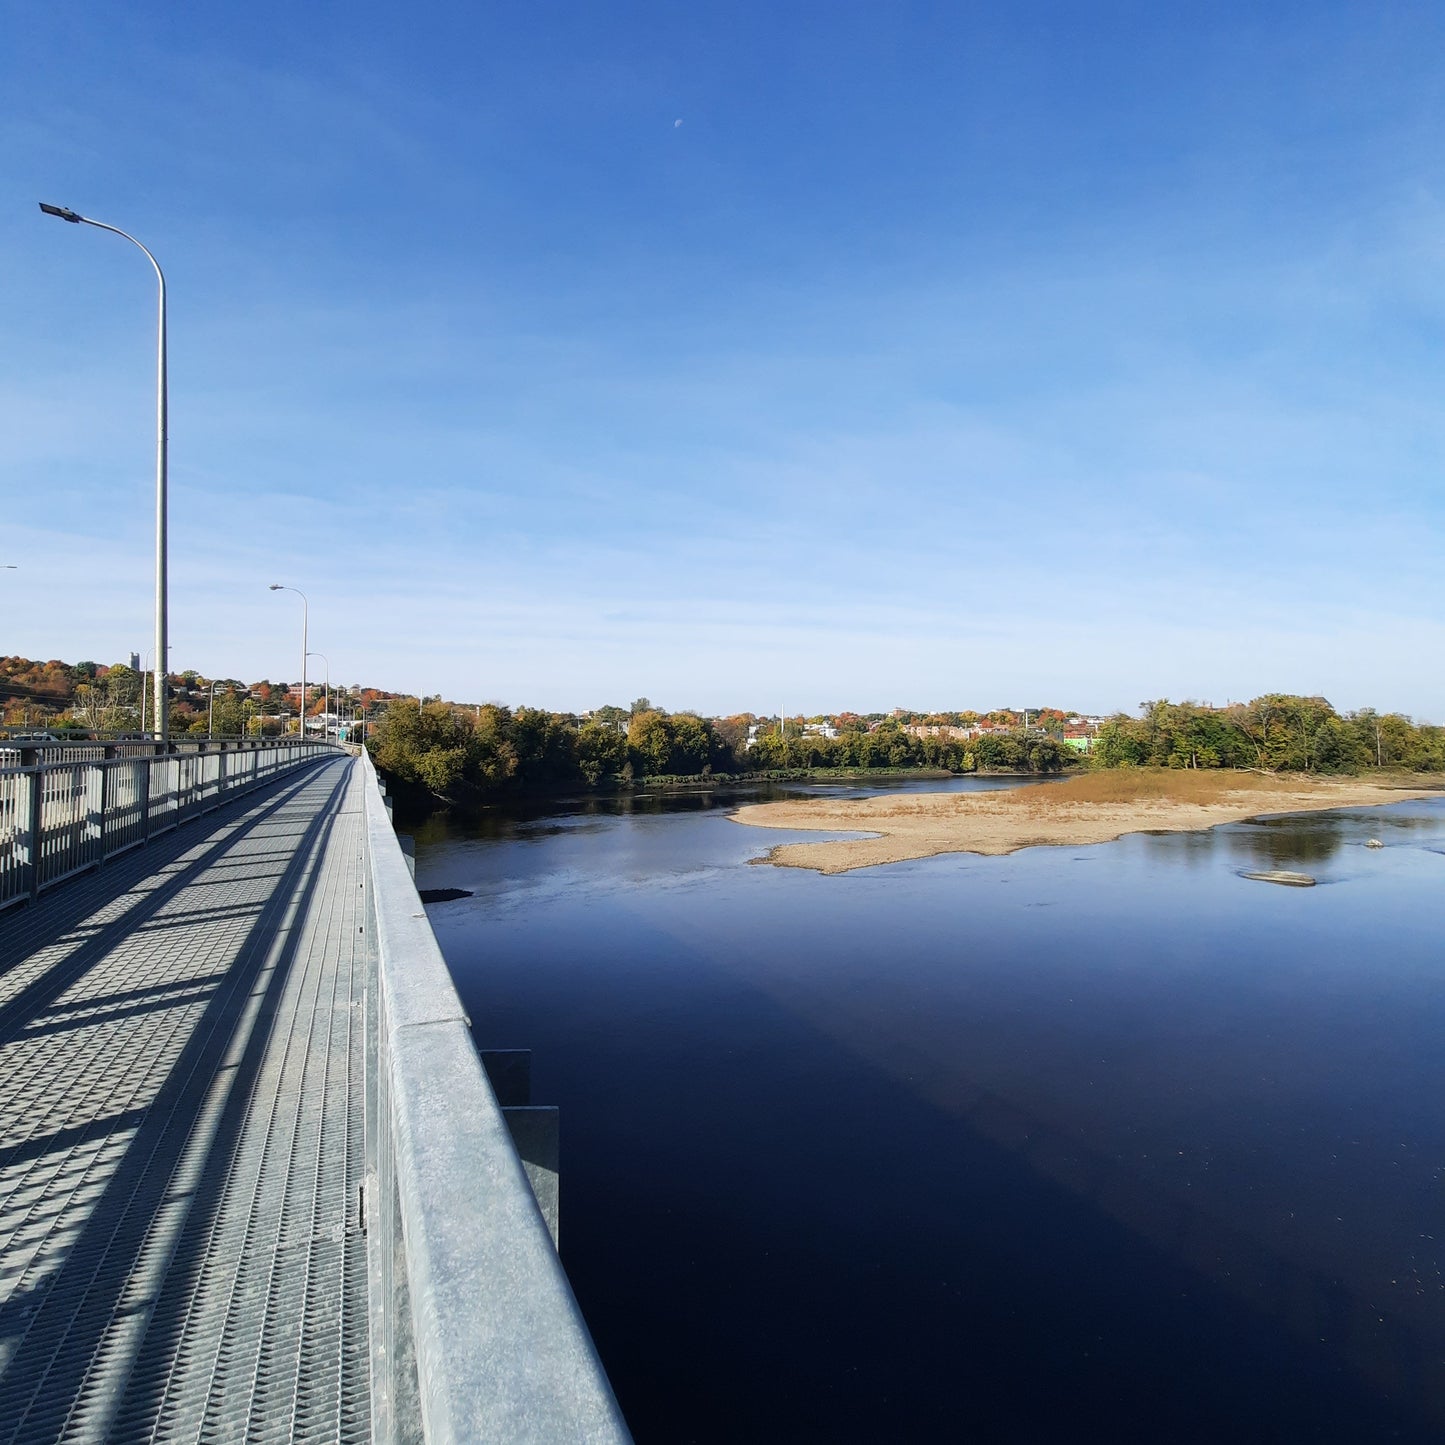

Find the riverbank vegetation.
xmin=10 ymin=655 xmax=1443 ymax=799
xmin=364 ymin=702 xmax=1073 ymax=803
xmin=1091 ymin=696 xmax=1445 ymax=774
xmin=356 ymin=693 xmax=1445 ymax=803
xmin=1001 ymin=767 xmax=1396 ymax=811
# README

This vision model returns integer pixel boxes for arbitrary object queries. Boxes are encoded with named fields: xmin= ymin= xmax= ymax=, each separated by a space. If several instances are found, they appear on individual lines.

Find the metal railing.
xmin=0 ymin=738 xmax=340 ymax=911
xmin=359 ymin=750 xmax=631 ymax=1444
xmin=0 ymin=735 xmax=308 ymax=764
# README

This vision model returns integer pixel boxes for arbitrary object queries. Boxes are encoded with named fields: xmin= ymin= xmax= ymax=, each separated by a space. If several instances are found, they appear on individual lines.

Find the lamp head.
xmin=268 ymin=584 xmax=283 ymax=591
xmin=38 ymin=203 xmax=82 ymax=223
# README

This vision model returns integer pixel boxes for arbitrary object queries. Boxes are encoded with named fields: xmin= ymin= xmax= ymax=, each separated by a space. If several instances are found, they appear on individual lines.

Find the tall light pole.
xmin=207 ymin=679 xmax=227 ymax=738
xmin=41 ymin=202 xmax=169 ymax=740
xmin=269 ymin=585 xmax=307 ymax=737
xmin=138 ymin=645 xmax=170 ymax=737
xmin=307 ymin=652 xmax=329 ymax=740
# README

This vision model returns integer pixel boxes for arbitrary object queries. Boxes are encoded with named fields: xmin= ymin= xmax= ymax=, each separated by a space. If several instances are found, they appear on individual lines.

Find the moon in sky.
xmin=674 ymin=118 xmax=683 ymax=128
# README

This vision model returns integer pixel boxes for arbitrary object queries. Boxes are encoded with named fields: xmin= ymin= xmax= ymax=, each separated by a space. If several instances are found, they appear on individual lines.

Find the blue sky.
xmin=5 ymin=1 xmax=1445 ymax=716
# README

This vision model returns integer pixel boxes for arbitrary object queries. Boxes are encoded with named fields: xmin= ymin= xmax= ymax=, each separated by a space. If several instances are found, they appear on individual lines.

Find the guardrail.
xmin=359 ymin=750 xmax=631 ymax=1444
xmin=0 ymin=736 xmax=319 ymax=764
xmin=0 ymin=738 xmax=341 ymax=911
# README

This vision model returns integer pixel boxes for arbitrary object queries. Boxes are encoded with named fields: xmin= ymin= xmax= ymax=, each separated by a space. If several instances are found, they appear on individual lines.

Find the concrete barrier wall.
xmin=359 ymin=751 xmax=631 ymax=1445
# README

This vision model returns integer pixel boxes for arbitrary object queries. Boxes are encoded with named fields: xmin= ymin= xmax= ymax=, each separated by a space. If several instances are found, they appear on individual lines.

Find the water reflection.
xmin=1129 ymin=802 xmax=1445 ymax=872
xmin=412 ymin=782 xmax=1445 ymax=1442
xmin=405 ymin=772 xmax=1055 ymax=846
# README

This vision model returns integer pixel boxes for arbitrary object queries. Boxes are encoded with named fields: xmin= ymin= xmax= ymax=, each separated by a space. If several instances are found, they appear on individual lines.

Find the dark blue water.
xmin=412 ymin=778 xmax=1445 ymax=1443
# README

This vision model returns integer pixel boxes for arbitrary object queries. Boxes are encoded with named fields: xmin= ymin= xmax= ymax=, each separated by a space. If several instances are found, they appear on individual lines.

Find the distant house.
xmin=742 ymin=720 xmax=835 ymax=747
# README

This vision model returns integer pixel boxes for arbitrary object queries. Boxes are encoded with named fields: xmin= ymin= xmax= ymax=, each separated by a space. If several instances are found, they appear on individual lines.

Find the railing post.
xmin=141 ymin=757 xmax=152 ymax=842
xmin=95 ymin=760 xmax=110 ymax=865
xmin=100 ymin=744 xmax=117 ymax=863
xmin=27 ymin=765 xmax=44 ymax=902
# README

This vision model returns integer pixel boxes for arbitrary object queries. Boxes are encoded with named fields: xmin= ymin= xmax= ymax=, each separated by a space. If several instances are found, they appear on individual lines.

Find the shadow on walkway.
xmin=0 ymin=758 xmax=360 ymax=1444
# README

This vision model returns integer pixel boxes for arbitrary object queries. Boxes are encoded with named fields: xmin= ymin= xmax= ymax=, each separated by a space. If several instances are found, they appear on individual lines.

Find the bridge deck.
xmin=0 ymin=756 xmax=371 ymax=1445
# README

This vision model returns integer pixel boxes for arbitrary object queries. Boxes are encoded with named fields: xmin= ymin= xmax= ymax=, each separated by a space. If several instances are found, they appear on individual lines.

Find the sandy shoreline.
xmin=729 ymin=776 xmax=1439 ymax=874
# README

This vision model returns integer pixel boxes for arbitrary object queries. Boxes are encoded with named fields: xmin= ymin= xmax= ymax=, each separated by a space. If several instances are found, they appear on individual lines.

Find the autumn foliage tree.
xmin=1090 ymin=696 xmax=1445 ymax=773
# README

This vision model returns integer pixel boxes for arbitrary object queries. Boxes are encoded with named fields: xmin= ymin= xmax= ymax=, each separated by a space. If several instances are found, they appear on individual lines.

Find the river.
xmin=410 ymin=776 xmax=1445 ymax=1442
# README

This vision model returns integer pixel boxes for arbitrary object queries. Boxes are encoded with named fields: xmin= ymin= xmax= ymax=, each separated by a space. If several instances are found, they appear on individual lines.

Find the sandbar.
xmin=729 ymin=773 xmax=1440 ymax=874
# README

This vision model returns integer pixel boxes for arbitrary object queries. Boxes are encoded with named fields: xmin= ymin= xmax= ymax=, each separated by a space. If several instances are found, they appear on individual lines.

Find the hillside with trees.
xmin=0 ymin=655 xmax=397 ymax=736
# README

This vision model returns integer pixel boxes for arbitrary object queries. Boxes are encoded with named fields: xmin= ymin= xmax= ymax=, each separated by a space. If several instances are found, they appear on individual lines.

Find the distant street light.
xmin=306 ymin=652 xmax=329 ymax=741
xmin=207 ymin=679 xmax=227 ymax=738
xmin=138 ymin=645 xmax=169 ymax=736
xmin=41 ymin=202 xmax=169 ymax=739
xmin=269 ymin=585 xmax=307 ymax=737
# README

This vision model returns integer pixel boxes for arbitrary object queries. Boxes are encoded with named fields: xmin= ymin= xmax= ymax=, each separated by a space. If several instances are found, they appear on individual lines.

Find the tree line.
xmin=1092 ymin=696 xmax=1445 ymax=773
xmin=368 ymin=693 xmax=1445 ymax=803
xmin=12 ymin=654 xmax=1443 ymax=789
xmin=741 ymin=722 xmax=1071 ymax=775
xmin=364 ymin=701 xmax=1074 ymax=802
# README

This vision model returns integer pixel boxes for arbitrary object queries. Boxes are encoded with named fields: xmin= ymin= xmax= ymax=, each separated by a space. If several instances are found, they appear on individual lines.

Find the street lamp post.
xmin=207 ymin=679 xmax=226 ymax=738
xmin=138 ymin=645 xmax=170 ymax=738
xmin=306 ymin=652 xmax=329 ymax=741
xmin=269 ymin=585 xmax=307 ymax=737
xmin=41 ymin=202 xmax=169 ymax=740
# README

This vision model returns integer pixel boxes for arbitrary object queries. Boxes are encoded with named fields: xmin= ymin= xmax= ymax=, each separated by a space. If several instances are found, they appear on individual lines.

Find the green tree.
xmin=511 ymin=707 xmax=577 ymax=787
xmin=369 ymin=701 xmax=486 ymax=798
xmin=577 ymin=722 xmax=629 ymax=785
xmin=627 ymin=709 xmax=674 ymax=775
xmin=667 ymin=713 xmax=713 ymax=774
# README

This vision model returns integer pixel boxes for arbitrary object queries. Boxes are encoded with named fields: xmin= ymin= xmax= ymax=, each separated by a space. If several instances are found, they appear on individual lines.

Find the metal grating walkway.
xmin=0 ymin=755 xmax=371 ymax=1445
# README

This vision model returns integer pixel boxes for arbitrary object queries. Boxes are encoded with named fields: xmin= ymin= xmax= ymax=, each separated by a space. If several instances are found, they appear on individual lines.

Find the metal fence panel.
xmin=38 ymin=762 xmax=98 ymax=889
xmin=103 ymin=759 xmax=148 ymax=856
xmin=0 ymin=769 xmax=28 ymax=909
xmin=0 ymin=741 xmax=341 ymax=911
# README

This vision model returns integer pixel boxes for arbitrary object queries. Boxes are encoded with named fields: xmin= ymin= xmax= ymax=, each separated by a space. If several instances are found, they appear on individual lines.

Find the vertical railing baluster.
xmin=27 ymin=767 xmax=43 ymax=901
